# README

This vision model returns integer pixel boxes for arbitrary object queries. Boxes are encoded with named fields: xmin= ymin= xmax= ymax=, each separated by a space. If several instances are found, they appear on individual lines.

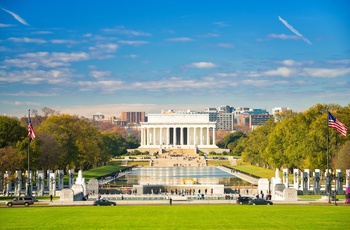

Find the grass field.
xmin=0 ymin=205 xmax=349 ymax=229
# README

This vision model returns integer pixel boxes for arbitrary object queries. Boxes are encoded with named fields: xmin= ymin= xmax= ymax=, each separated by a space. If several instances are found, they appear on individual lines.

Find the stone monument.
xmin=49 ymin=172 xmax=56 ymax=196
xmin=271 ymin=169 xmax=285 ymax=200
xmin=301 ymin=169 xmax=309 ymax=195
xmin=335 ymin=169 xmax=344 ymax=195
xmin=324 ymin=169 xmax=331 ymax=195
xmin=68 ymin=169 xmax=75 ymax=188
xmin=57 ymin=170 xmax=64 ymax=190
xmin=75 ymin=170 xmax=86 ymax=196
xmin=36 ymin=170 xmax=44 ymax=196
xmin=4 ymin=171 xmax=11 ymax=196
xmin=313 ymin=169 xmax=321 ymax=195
xmin=293 ymin=169 xmax=299 ymax=190
xmin=14 ymin=170 xmax=22 ymax=196
xmin=282 ymin=168 xmax=289 ymax=188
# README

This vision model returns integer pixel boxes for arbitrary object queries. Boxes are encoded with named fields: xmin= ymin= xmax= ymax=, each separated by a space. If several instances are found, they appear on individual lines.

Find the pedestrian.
xmin=169 ymin=198 xmax=172 ymax=205
xmin=50 ymin=195 xmax=53 ymax=202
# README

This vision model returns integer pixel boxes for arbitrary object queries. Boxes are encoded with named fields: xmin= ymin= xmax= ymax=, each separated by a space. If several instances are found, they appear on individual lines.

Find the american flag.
xmin=328 ymin=112 xmax=348 ymax=137
xmin=28 ymin=113 xmax=36 ymax=142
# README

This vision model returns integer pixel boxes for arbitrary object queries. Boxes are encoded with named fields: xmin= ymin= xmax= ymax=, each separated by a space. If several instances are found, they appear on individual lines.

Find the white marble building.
xmin=139 ymin=114 xmax=218 ymax=149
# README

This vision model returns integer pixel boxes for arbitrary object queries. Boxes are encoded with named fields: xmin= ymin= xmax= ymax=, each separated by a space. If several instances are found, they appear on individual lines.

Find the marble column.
xmin=36 ymin=170 xmax=44 ymax=196
xmin=57 ymin=170 xmax=64 ymax=190
xmin=293 ymin=169 xmax=299 ymax=189
xmin=313 ymin=169 xmax=321 ymax=195
xmin=282 ymin=168 xmax=289 ymax=188
xmin=335 ymin=169 xmax=344 ymax=195
xmin=25 ymin=170 xmax=33 ymax=196
xmin=49 ymin=172 xmax=56 ymax=196
xmin=4 ymin=171 xmax=11 ymax=196
xmin=15 ymin=170 xmax=22 ymax=196
xmin=324 ymin=169 xmax=332 ymax=196
xmin=68 ymin=169 xmax=75 ymax=188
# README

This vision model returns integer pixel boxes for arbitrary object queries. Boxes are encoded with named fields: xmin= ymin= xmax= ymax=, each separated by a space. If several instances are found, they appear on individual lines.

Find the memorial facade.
xmin=139 ymin=114 xmax=217 ymax=149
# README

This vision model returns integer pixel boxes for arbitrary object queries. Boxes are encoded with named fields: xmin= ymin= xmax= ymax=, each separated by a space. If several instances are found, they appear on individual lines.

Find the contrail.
xmin=278 ymin=16 xmax=311 ymax=45
xmin=1 ymin=7 xmax=29 ymax=26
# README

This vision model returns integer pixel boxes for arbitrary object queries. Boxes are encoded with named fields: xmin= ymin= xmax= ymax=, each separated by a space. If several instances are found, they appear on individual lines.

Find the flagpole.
xmin=327 ymin=112 xmax=331 ymax=204
xmin=27 ymin=109 xmax=31 ymax=196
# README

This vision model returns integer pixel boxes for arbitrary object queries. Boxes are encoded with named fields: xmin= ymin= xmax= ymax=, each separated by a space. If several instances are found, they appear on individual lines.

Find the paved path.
xmin=217 ymin=166 xmax=259 ymax=185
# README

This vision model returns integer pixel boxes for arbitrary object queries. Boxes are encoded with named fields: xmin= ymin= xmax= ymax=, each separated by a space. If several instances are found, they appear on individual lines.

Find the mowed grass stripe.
xmin=0 ymin=205 xmax=349 ymax=229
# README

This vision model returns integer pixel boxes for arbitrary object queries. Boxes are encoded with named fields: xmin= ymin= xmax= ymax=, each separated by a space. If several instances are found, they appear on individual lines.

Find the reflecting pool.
xmin=122 ymin=167 xmax=250 ymax=186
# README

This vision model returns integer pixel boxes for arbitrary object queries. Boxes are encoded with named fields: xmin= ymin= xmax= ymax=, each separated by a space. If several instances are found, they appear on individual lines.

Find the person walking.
xmin=50 ymin=195 xmax=53 ymax=202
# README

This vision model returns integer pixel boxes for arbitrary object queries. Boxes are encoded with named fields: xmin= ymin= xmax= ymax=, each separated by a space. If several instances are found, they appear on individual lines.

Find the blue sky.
xmin=1 ymin=0 xmax=349 ymax=118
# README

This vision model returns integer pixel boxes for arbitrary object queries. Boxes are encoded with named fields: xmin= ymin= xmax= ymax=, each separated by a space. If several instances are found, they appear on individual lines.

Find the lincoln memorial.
xmin=137 ymin=113 xmax=220 ymax=154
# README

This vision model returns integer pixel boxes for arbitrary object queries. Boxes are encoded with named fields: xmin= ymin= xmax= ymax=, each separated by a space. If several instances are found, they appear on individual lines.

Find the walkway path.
xmin=217 ymin=166 xmax=259 ymax=185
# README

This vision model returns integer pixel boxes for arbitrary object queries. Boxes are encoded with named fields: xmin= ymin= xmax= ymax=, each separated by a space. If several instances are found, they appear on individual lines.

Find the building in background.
xmin=120 ymin=112 xmax=146 ymax=124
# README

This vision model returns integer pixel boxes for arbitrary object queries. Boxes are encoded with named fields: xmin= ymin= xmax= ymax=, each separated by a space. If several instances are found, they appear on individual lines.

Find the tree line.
xmin=0 ymin=108 xmax=139 ymax=172
xmin=228 ymin=103 xmax=350 ymax=172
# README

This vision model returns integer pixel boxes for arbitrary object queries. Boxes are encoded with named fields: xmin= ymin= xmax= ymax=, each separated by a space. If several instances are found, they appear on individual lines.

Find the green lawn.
xmin=0 ymin=205 xmax=349 ymax=229
xmin=80 ymin=161 xmax=128 ymax=180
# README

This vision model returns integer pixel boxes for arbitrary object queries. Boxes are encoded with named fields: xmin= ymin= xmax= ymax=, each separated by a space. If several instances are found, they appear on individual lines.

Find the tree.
xmin=333 ymin=141 xmax=350 ymax=171
xmin=0 ymin=115 xmax=26 ymax=148
xmin=0 ymin=146 xmax=26 ymax=171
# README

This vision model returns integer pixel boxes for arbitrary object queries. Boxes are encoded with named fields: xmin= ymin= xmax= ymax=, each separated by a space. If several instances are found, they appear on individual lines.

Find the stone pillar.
xmin=347 ymin=170 xmax=350 ymax=188
xmin=324 ymin=169 xmax=332 ymax=196
xmin=293 ymin=169 xmax=299 ymax=189
xmin=173 ymin=127 xmax=176 ymax=146
xmin=160 ymin=127 xmax=163 ymax=145
xmin=179 ymin=127 xmax=182 ymax=146
xmin=282 ymin=169 xmax=289 ymax=188
xmin=313 ymin=169 xmax=321 ymax=195
xmin=212 ymin=126 xmax=216 ymax=146
xmin=301 ymin=170 xmax=309 ymax=195
xmin=206 ymin=127 xmax=210 ymax=145
xmin=75 ymin=170 xmax=86 ymax=196
xmin=49 ymin=172 xmax=56 ymax=196
xmin=23 ymin=171 xmax=32 ymax=196
xmin=194 ymin=127 xmax=197 ymax=146
xmin=68 ymin=169 xmax=75 ymax=188
xmin=57 ymin=170 xmax=64 ymax=190
xmin=46 ymin=170 xmax=53 ymax=188
xmin=187 ymin=127 xmax=190 ymax=146
xmin=4 ymin=171 xmax=11 ymax=196
xmin=140 ymin=128 xmax=144 ymax=145
xmin=147 ymin=128 xmax=150 ymax=145
xmin=166 ymin=126 xmax=170 ymax=145
xmin=335 ymin=169 xmax=344 ymax=195
xmin=153 ymin=128 xmax=156 ymax=145
xmin=36 ymin=170 xmax=44 ymax=196
xmin=200 ymin=127 xmax=203 ymax=145
xmin=15 ymin=170 xmax=22 ymax=196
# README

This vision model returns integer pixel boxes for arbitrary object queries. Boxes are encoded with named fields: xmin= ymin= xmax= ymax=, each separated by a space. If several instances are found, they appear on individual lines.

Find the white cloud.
xmin=166 ymin=37 xmax=194 ymax=42
xmin=51 ymin=39 xmax=77 ymax=45
xmin=89 ymin=71 xmax=111 ymax=79
xmin=1 ymin=8 xmax=29 ymax=26
xmin=264 ymin=67 xmax=295 ymax=77
xmin=0 ymin=100 xmax=41 ymax=106
xmin=8 ymin=37 xmax=46 ymax=44
xmin=302 ymin=67 xmax=350 ymax=78
xmin=187 ymin=62 xmax=217 ymax=69
xmin=278 ymin=16 xmax=312 ymax=45
xmin=102 ymin=26 xmax=152 ymax=36
xmin=31 ymin=31 xmax=53 ymax=35
xmin=2 ymin=91 xmax=56 ymax=96
xmin=0 ymin=23 xmax=14 ymax=27
xmin=268 ymin=33 xmax=299 ymax=40
xmin=0 ymin=68 xmax=74 ymax=84
xmin=118 ymin=40 xmax=148 ymax=46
